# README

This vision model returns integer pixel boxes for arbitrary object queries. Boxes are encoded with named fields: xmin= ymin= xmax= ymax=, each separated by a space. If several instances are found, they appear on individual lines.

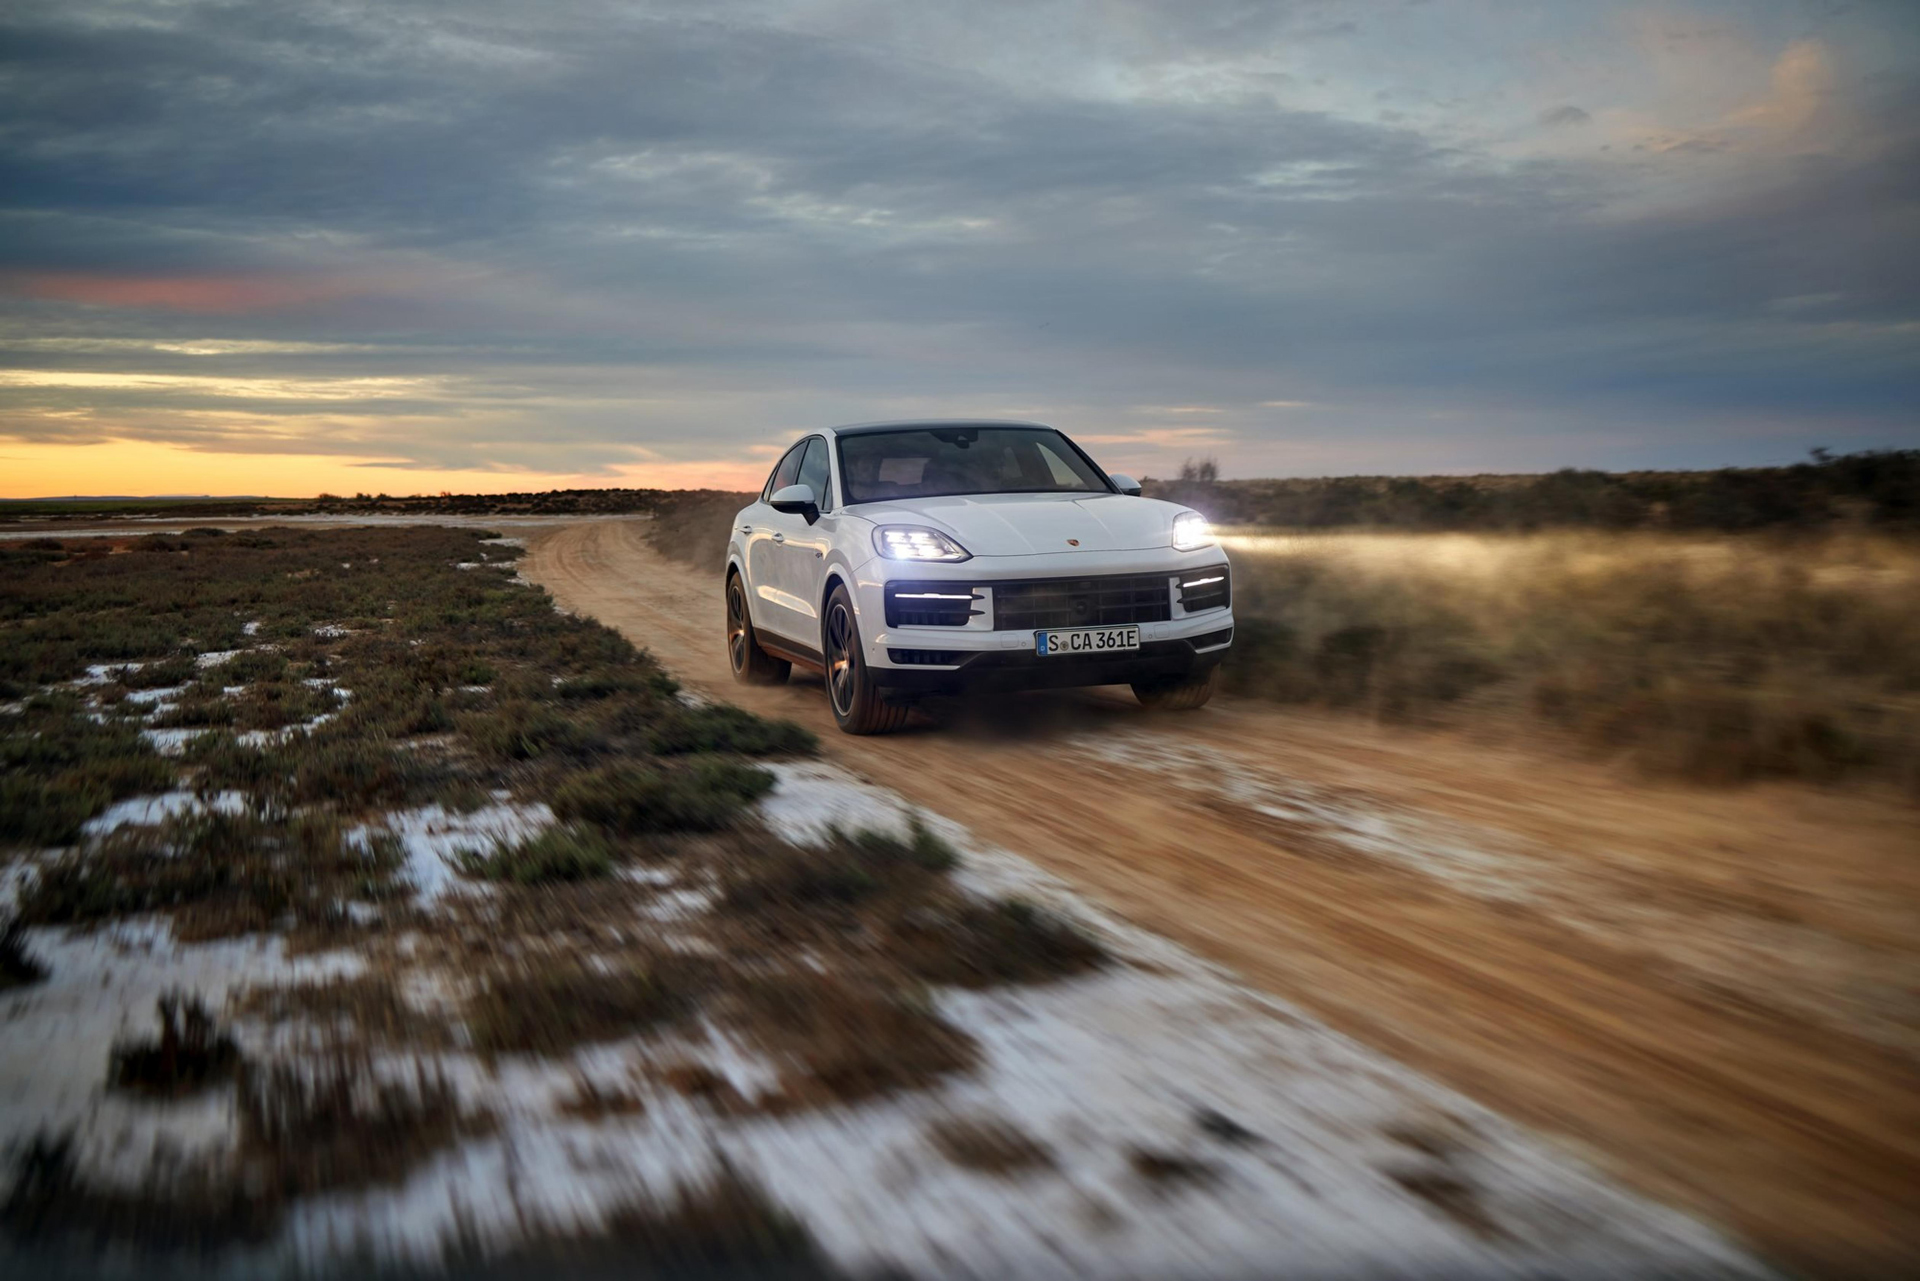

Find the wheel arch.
xmin=819 ymin=568 xmax=852 ymax=640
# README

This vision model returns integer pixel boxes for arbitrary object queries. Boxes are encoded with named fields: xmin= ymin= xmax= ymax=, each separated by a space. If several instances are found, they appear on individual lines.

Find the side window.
xmin=795 ymin=437 xmax=833 ymax=512
xmin=763 ymin=443 xmax=805 ymax=500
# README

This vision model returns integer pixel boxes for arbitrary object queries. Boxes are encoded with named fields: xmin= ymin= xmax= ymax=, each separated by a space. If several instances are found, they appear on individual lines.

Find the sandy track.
xmin=525 ymin=517 xmax=1920 ymax=1275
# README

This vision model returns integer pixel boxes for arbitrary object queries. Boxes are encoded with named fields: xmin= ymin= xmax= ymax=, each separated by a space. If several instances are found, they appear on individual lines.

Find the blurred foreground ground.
xmin=528 ymin=518 xmax=1920 ymax=1275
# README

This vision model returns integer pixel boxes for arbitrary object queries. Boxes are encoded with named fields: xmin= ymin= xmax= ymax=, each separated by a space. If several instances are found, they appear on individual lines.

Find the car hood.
xmin=850 ymin=492 xmax=1185 ymax=557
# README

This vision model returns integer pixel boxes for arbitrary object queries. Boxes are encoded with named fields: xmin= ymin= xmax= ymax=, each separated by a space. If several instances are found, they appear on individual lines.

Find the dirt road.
xmin=525 ymin=518 xmax=1920 ymax=1275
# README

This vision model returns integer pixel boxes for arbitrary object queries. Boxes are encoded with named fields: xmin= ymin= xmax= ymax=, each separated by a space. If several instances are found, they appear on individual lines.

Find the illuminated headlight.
xmin=874 ymin=525 xmax=971 ymax=562
xmin=1171 ymin=512 xmax=1213 ymax=551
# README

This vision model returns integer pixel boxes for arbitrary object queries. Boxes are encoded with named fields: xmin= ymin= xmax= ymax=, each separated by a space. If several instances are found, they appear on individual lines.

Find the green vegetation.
xmin=552 ymin=758 xmax=775 ymax=833
xmin=721 ymin=819 xmax=959 ymax=912
xmin=0 ymin=697 xmax=175 ymax=846
xmin=16 ymin=810 xmax=405 ymax=944
xmin=460 ymin=824 xmax=614 ymax=884
xmin=0 ymin=525 xmax=811 ymax=846
xmin=0 ymin=522 xmax=1113 ymax=1263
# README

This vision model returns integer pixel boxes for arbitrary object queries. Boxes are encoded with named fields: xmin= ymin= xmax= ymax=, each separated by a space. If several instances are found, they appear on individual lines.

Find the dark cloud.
xmin=1538 ymin=105 xmax=1592 ymax=127
xmin=0 ymin=0 xmax=1916 ymax=481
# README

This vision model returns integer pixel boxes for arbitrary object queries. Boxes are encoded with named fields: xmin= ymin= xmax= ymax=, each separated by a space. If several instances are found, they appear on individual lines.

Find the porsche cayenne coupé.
xmin=726 ymin=420 xmax=1234 ymax=733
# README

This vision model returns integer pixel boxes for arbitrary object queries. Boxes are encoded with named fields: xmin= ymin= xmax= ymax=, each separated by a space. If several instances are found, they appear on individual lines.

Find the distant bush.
xmin=1223 ymin=530 xmax=1920 ymax=789
xmin=1148 ymin=449 xmax=1920 ymax=535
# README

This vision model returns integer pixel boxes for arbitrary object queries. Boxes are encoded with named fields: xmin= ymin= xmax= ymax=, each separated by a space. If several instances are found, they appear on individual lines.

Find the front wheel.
xmin=1132 ymin=664 xmax=1219 ymax=711
xmin=822 ymin=584 xmax=910 ymax=734
xmin=726 ymin=572 xmax=790 ymax=685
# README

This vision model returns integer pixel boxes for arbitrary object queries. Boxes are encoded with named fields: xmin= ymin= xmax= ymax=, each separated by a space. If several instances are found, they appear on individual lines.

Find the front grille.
xmin=1177 ymin=564 xmax=1232 ymax=613
xmin=991 ymin=572 xmax=1173 ymax=631
xmin=885 ymin=583 xmax=981 ymax=628
xmin=888 ymin=649 xmax=964 ymax=666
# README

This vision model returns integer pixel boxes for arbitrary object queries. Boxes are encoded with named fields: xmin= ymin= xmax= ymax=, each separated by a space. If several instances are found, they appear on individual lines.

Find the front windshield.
xmin=837 ymin=426 xmax=1110 ymax=504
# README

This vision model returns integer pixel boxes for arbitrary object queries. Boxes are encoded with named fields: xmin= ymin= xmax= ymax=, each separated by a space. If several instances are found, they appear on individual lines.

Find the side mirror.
xmin=1109 ymin=473 xmax=1143 ymax=497
xmin=769 ymin=483 xmax=820 ymax=524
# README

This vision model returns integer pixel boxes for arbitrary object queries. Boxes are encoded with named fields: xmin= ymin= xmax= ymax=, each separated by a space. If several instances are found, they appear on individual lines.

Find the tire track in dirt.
xmin=525 ymin=517 xmax=1920 ymax=1276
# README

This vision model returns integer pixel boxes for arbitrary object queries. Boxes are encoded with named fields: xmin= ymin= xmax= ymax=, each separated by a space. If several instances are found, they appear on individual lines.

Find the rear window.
xmin=837 ymin=427 xmax=1108 ymax=504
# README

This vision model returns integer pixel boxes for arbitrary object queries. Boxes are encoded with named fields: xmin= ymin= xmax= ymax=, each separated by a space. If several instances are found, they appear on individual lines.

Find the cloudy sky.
xmin=2 ymin=0 xmax=1916 ymax=496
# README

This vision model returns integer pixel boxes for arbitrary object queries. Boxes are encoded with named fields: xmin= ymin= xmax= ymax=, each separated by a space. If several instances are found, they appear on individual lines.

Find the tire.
xmin=822 ymin=583 xmax=910 ymax=734
xmin=1132 ymin=664 xmax=1219 ymax=711
xmin=726 ymin=571 xmax=790 ymax=686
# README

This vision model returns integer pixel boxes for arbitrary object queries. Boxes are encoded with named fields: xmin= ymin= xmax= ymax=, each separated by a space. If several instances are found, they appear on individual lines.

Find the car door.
xmin=772 ymin=436 xmax=837 ymax=641
xmin=745 ymin=442 xmax=808 ymax=640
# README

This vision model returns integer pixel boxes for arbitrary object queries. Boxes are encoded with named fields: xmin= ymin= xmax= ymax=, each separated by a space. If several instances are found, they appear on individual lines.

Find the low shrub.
xmin=648 ymin=703 xmax=817 ymax=756
xmin=467 ymin=958 xmax=706 ymax=1056
xmin=722 ymin=819 xmax=957 ymax=912
xmin=460 ymin=824 xmax=614 ymax=884
xmin=552 ymin=758 xmax=773 ymax=833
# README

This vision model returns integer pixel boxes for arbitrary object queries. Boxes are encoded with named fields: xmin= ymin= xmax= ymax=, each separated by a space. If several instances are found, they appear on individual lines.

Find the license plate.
xmin=1034 ymin=625 xmax=1140 ymax=656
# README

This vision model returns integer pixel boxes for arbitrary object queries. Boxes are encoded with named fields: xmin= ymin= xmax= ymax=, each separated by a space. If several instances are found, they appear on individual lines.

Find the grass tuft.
xmin=891 ymin=897 xmax=1106 ymax=988
xmin=460 ymin=823 xmax=614 ymax=884
xmin=466 ymin=957 xmax=706 ymax=1056
xmin=648 ymin=702 xmax=818 ymax=756
xmin=552 ymin=758 xmax=773 ymax=834
xmin=722 ymin=819 xmax=957 ymax=913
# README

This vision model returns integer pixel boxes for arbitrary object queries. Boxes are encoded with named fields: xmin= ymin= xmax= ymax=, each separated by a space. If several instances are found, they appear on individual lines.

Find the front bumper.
xmin=867 ymin=629 xmax=1232 ymax=695
xmin=849 ymin=546 xmax=1233 ymax=695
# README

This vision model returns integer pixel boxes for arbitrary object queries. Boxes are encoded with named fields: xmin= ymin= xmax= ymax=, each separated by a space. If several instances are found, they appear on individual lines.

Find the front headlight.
xmin=1171 ymin=511 xmax=1213 ymax=551
xmin=874 ymin=525 xmax=972 ymax=562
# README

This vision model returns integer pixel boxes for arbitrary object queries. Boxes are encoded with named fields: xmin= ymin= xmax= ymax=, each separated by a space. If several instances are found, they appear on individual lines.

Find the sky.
xmin=1 ymin=0 xmax=1916 ymax=496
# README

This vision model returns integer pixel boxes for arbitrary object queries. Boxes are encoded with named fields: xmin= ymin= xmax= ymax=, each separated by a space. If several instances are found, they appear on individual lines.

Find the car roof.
xmin=825 ymin=418 xmax=1055 ymax=437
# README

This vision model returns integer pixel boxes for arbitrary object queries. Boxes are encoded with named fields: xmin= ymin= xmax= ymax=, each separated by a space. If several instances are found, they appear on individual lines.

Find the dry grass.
xmin=460 ymin=822 xmax=616 ymax=884
xmin=232 ymin=973 xmax=456 ymax=1051
xmin=727 ymin=973 xmax=977 ymax=1111
xmin=16 ymin=809 xmax=407 ymax=945
xmin=465 ymin=956 xmax=710 ymax=1057
xmin=927 ymin=1116 xmax=1056 ymax=1175
xmin=889 ymin=897 xmax=1106 ymax=988
xmin=1223 ymin=530 xmax=1920 ymax=790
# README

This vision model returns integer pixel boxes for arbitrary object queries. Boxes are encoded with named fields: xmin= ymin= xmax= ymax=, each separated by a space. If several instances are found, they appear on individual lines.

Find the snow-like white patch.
xmin=242 ymin=620 xmax=263 ymax=637
xmin=0 ymin=922 xmax=361 ymax=1191
xmin=76 ymin=662 xmax=142 ymax=686
xmin=121 ymin=684 xmax=188 ymax=706
xmin=313 ymin=624 xmax=351 ymax=639
xmin=81 ymin=790 xmax=248 ymax=836
xmin=354 ymin=802 xmax=556 ymax=905
xmin=194 ymin=649 xmax=244 ymax=669
xmin=141 ymin=726 xmax=211 ymax=755
xmin=479 ymin=536 xmax=527 ymax=549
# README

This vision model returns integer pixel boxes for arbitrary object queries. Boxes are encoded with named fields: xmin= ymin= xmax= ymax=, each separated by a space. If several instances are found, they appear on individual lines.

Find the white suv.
xmin=725 ymin=420 xmax=1233 ymax=733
